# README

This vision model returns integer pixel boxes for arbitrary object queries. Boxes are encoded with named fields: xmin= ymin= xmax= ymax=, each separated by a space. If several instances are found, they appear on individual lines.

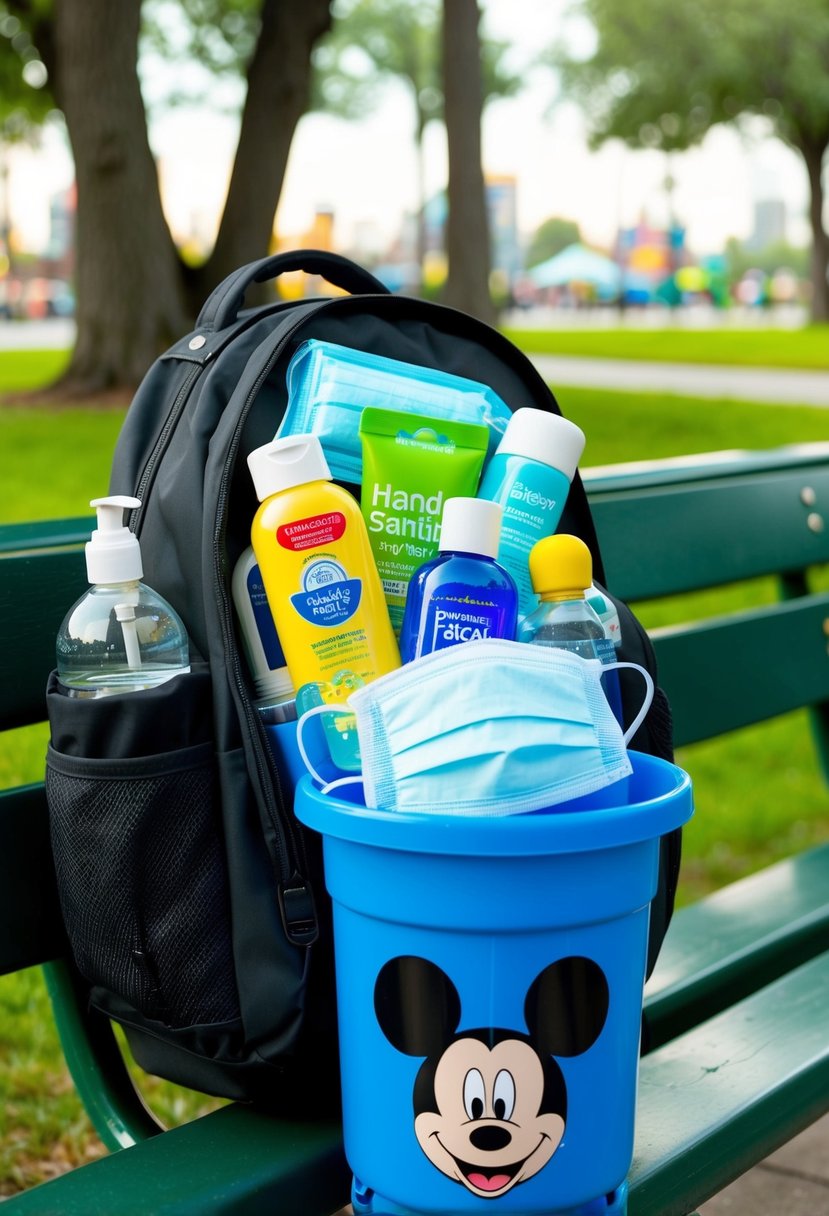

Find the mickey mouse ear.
xmin=374 ymin=956 xmax=461 ymax=1057
xmin=524 ymin=957 xmax=609 ymax=1058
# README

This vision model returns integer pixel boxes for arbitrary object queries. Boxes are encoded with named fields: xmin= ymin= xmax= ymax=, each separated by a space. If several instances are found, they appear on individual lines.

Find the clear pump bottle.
xmin=519 ymin=533 xmax=623 ymax=723
xmin=56 ymin=496 xmax=190 ymax=697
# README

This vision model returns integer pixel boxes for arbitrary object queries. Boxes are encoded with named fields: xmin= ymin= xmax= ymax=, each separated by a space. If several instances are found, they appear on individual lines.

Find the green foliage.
xmin=552 ymin=0 xmax=829 ymax=156
xmin=0 ymin=3 xmax=54 ymax=135
xmin=525 ymin=216 xmax=582 ymax=268
xmin=142 ymin=0 xmax=260 ymax=78
xmin=139 ymin=0 xmax=261 ymax=110
xmin=141 ymin=0 xmax=521 ymax=129
xmin=724 ymin=237 xmax=811 ymax=283
xmin=314 ymin=0 xmax=521 ymax=133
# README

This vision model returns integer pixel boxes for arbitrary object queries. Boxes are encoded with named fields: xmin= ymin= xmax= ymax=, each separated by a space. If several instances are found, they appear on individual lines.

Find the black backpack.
xmin=45 ymin=250 xmax=678 ymax=1109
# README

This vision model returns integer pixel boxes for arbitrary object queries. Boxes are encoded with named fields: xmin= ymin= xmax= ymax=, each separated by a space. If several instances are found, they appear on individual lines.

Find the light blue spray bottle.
xmin=477 ymin=407 xmax=586 ymax=622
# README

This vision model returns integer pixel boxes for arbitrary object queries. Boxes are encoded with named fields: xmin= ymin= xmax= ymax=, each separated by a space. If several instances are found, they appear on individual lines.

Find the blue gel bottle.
xmin=477 ymin=407 xmax=586 ymax=622
xmin=399 ymin=497 xmax=518 ymax=662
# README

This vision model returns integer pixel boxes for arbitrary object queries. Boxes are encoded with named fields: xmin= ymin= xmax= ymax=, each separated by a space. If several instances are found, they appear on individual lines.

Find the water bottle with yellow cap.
xmin=519 ymin=533 xmax=624 ymax=723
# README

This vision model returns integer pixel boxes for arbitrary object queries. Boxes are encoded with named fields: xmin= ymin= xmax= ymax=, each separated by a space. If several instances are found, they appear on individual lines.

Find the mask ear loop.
xmin=604 ymin=661 xmax=655 ymax=745
xmin=295 ymin=704 xmax=365 ymax=796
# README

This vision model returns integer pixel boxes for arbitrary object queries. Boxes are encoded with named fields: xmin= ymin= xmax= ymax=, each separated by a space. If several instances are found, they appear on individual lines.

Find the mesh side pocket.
xmin=47 ymin=742 xmax=240 ymax=1028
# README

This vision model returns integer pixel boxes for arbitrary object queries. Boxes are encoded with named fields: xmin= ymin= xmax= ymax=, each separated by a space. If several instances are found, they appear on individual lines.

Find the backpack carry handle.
xmin=198 ymin=250 xmax=391 ymax=332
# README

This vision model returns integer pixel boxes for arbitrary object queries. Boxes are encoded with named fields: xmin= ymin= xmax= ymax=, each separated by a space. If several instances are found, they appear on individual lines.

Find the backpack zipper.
xmin=212 ymin=307 xmax=353 ymax=944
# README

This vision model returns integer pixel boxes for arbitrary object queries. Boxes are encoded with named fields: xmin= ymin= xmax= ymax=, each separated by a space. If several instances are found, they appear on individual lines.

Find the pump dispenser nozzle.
xmin=86 ymin=496 xmax=143 ymax=584
xmin=56 ymin=494 xmax=190 ymax=696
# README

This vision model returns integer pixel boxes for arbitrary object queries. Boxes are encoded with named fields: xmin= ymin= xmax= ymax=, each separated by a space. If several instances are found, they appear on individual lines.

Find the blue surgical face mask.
xmin=278 ymin=340 xmax=512 ymax=483
xmin=296 ymin=639 xmax=653 ymax=816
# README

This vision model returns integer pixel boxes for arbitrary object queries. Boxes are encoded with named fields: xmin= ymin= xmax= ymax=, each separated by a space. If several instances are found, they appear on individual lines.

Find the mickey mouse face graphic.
xmin=374 ymin=955 xmax=609 ymax=1200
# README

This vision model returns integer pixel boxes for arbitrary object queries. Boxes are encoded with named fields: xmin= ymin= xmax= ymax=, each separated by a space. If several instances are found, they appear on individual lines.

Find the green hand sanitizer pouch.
xmin=359 ymin=408 xmax=490 ymax=634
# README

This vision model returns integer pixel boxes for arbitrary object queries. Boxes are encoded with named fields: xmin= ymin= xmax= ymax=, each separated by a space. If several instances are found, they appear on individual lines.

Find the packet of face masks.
xmin=359 ymin=408 xmax=489 ymax=635
xmin=279 ymin=340 xmax=513 ymax=483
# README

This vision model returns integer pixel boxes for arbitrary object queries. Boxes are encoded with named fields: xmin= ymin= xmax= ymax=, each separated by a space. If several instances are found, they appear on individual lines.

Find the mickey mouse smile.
xmin=451 ymin=1144 xmax=540 ymax=1194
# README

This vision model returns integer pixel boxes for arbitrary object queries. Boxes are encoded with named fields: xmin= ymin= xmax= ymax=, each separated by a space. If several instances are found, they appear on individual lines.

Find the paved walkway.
xmin=3 ymin=319 xmax=827 ymax=407
xmin=528 ymin=353 xmax=829 ymax=407
xmin=698 ymin=1112 xmax=829 ymax=1215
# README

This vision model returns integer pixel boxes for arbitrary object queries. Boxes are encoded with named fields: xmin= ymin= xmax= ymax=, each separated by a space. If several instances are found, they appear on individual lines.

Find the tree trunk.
xmin=802 ymin=141 xmax=829 ymax=324
xmin=52 ymin=0 xmax=190 ymax=394
xmin=440 ymin=0 xmax=495 ymax=325
xmin=199 ymin=0 xmax=332 ymax=301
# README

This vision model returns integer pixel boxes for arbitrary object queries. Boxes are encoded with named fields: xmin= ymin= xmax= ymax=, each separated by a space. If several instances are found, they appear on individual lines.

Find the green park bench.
xmin=1 ymin=441 xmax=828 ymax=1215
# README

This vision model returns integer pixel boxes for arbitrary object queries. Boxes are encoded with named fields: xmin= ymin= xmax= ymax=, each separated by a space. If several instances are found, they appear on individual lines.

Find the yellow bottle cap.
xmin=529 ymin=534 xmax=593 ymax=601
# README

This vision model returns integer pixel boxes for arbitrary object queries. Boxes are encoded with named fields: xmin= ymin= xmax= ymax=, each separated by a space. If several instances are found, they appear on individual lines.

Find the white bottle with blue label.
xmin=477 ymin=407 xmax=586 ymax=622
xmin=232 ymin=547 xmax=295 ymax=720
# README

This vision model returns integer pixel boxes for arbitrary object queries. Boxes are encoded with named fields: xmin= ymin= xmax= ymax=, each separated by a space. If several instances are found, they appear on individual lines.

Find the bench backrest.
xmin=585 ymin=443 xmax=829 ymax=756
xmin=2 ymin=442 xmax=829 ymax=1151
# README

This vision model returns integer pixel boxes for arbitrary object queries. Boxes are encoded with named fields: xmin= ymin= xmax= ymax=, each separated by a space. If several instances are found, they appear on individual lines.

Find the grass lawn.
xmin=1 ymin=342 xmax=828 ymax=1193
xmin=503 ymin=323 xmax=829 ymax=369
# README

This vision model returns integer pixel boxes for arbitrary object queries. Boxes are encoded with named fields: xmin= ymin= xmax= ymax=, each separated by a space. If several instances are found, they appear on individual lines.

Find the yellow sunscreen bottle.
xmin=247 ymin=434 xmax=400 ymax=771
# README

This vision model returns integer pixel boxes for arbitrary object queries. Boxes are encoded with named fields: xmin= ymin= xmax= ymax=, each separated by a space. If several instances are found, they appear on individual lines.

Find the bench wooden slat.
xmin=651 ymin=594 xmax=829 ymax=746
xmin=588 ymin=461 xmax=829 ymax=602
xmin=0 ymin=517 xmax=92 ymax=555
xmin=644 ymin=841 xmax=829 ymax=1049
xmin=0 ymin=1103 xmax=349 ymax=1215
xmin=0 ymin=548 xmax=87 ymax=728
xmin=0 ymin=786 xmax=64 ymax=974
xmin=584 ymin=442 xmax=829 ymax=493
xmin=630 ymin=950 xmax=829 ymax=1216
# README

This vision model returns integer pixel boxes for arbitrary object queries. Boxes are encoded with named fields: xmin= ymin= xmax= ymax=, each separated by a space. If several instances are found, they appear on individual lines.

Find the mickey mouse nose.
xmin=469 ymin=1124 xmax=512 ymax=1152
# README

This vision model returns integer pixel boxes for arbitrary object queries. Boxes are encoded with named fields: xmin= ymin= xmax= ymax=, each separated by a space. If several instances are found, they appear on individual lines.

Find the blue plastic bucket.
xmin=295 ymin=751 xmax=692 ymax=1216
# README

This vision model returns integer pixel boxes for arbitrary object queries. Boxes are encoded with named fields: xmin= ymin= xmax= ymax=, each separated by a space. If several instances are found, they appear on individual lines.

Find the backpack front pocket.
xmin=45 ymin=669 xmax=240 ymax=1029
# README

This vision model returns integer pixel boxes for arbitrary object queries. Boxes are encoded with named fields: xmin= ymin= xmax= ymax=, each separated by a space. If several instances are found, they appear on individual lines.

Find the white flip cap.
xmin=439 ymin=497 xmax=503 ymax=559
xmin=247 ymin=435 xmax=332 ymax=502
xmin=86 ymin=496 xmax=143 ymax=584
xmin=496 ymin=408 xmax=586 ymax=482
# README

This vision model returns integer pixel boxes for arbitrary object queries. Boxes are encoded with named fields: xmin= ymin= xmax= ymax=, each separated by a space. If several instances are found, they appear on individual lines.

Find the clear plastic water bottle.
xmin=56 ymin=496 xmax=190 ymax=697
xmin=518 ymin=533 xmax=624 ymax=724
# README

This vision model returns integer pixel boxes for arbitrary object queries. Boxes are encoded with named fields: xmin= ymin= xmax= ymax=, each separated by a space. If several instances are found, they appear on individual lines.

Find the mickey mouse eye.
xmin=493 ymin=1069 xmax=516 ymax=1121
xmin=463 ymin=1069 xmax=486 ymax=1121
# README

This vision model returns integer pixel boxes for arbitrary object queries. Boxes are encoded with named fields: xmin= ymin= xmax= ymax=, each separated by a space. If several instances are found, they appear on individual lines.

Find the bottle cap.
xmin=85 ymin=496 xmax=143 ymax=583
xmin=529 ymin=533 xmax=593 ymax=600
xmin=496 ymin=408 xmax=585 ymax=482
xmin=439 ymin=497 xmax=503 ymax=559
xmin=247 ymin=435 xmax=332 ymax=502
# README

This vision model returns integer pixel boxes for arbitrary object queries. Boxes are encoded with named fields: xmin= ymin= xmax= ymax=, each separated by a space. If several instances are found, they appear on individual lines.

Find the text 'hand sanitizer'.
xmin=56 ymin=496 xmax=190 ymax=697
